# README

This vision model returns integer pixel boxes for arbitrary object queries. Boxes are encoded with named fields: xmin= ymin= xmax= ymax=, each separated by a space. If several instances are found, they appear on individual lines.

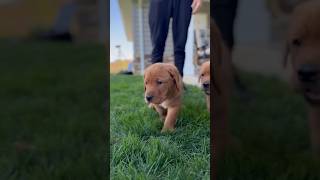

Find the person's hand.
xmin=191 ymin=0 xmax=202 ymax=14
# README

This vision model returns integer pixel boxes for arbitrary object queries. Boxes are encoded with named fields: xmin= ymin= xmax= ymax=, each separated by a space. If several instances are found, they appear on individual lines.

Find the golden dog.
xmin=284 ymin=0 xmax=320 ymax=155
xmin=144 ymin=63 xmax=183 ymax=132
xmin=199 ymin=61 xmax=210 ymax=111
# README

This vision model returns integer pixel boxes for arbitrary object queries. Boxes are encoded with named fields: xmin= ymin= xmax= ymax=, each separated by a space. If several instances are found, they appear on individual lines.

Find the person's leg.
xmin=171 ymin=0 xmax=193 ymax=77
xmin=149 ymin=0 xmax=172 ymax=63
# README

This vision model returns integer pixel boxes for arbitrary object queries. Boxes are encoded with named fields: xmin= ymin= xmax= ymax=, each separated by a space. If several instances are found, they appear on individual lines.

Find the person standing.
xmin=149 ymin=0 xmax=202 ymax=77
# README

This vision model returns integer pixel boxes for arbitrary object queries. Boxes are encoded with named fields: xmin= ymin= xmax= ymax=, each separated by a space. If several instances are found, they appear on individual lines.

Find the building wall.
xmin=235 ymin=0 xmax=271 ymax=44
xmin=0 ymin=0 xmax=59 ymax=38
xmin=0 ymin=0 xmax=105 ymax=43
xmin=73 ymin=0 xmax=100 ymax=43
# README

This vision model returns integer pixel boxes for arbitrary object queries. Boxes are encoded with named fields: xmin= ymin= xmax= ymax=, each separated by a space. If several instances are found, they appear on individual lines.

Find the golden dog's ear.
xmin=283 ymin=41 xmax=290 ymax=67
xmin=166 ymin=65 xmax=182 ymax=93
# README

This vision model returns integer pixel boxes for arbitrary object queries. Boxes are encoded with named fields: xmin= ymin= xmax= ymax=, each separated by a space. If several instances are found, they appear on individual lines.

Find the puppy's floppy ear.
xmin=166 ymin=64 xmax=182 ymax=93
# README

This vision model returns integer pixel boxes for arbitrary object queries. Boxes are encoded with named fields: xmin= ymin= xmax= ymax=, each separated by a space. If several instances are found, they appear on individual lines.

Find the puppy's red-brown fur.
xmin=284 ymin=0 xmax=320 ymax=155
xmin=199 ymin=61 xmax=211 ymax=111
xmin=144 ymin=63 xmax=183 ymax=132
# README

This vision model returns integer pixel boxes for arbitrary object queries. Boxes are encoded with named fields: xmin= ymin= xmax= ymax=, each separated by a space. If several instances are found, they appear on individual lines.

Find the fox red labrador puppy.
xmin=144 ymin=63 xmax=183 ymax=133
xmin=284 ymin=0 xmax=320 ymax=156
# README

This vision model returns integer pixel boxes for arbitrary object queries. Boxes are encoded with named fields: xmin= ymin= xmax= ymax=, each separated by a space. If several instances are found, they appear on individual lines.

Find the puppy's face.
xmin=285 ymin=1 xmax=320 ymax=105
xmin=144 ymin=63 xmax=181 ymax=104
xmin=199 ymin=61 xmax=210 ymax=95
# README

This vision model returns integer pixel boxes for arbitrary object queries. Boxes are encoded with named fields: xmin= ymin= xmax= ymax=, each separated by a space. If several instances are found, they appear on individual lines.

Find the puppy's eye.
xmin=201 ymin=74 xmax=204 ymax=77
xmin=157 ymin=80 xmax=162 ymax=85
xmin=292 ymin=38 xmax=302 ymax=46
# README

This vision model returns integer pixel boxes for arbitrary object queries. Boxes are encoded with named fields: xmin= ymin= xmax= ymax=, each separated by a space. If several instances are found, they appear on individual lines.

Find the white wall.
xmin=235 ymin=0 xmax=271 ymax=44
xmin=184 ymin=16 xmax=195 ymax=76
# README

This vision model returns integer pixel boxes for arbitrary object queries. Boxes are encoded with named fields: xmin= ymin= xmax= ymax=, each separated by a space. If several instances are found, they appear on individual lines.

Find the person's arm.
xmin=191 ymin=0 xmax=202 ymax=14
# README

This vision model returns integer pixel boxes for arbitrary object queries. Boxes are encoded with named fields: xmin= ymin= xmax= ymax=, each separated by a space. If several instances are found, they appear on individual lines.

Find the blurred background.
xmin=0 ymin=0 xmax=108 ymax=179
xmin=0 ymin=0 xmax=107 ymax=43
xmin=233 ymin=0 xmax=293 ymax=79
xmin=217 ymin=0 xmax=320 ymax=179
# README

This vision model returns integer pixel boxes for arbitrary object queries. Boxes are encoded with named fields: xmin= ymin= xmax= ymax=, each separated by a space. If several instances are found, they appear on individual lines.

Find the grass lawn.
xmin=0 ymin=40 xmax=106 ymax=179
xmin=110 ymin=75 xmax=210 ymax=179
xmin=219 ymin=72 xmax=320 ymax=179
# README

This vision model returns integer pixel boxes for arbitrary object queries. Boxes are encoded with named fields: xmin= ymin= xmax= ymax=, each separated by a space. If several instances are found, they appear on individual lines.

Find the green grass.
xmin=5 ymin=40 xmax=320 ymax=179
xmin=110 ymin=75 xmax=210 ymax=179
xmin=0 ymin=40 xmax=106 ymax=179
xmin=218 ymin=72 xmax=320 ymax=179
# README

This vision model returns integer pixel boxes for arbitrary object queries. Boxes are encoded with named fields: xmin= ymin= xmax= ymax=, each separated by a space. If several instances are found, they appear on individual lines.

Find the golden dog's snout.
xmin=297 ymin=64 xmax=318 ymax=83
xmin=145 ymin=95 xmax=153 ymax=102
xmin=202 ymin=82 xmax=210 ymax=89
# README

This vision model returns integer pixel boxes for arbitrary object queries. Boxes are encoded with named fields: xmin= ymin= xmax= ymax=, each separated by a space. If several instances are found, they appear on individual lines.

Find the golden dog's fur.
xmin=199 ymin=61 xmax=210 ymax=111
xmin=144 ymin=63 xmax=183 ymax=132
xmin=284 ymin=0 xmax=320 ymax=155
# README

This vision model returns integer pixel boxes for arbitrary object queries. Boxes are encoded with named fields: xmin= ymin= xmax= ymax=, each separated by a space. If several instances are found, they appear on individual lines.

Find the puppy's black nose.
xmin=146 ymin=95 xmax=153 ymax=102
xmin=203 ymin=83 xmax=210 ymax=89
xmin=298 ymin=65 xmax=318 ymax=82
